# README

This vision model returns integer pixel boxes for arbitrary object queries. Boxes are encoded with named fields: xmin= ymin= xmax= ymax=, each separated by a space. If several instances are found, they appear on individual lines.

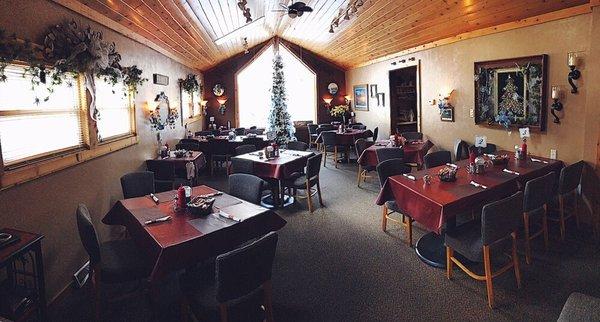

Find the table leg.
xmin=34 ymin=242 xmax=47 ymax=321
xmin=415 ymin=217 xmax=461 ymax=269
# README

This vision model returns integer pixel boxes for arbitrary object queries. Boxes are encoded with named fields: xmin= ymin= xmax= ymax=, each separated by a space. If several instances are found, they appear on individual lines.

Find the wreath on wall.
xmin=0 ymin=21 xmax=148 ymax=118
xmin=149 ymin=92 xmax=178 ymax=130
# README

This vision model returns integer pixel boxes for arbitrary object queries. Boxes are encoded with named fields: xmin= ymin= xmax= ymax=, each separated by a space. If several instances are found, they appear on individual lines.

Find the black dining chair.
xmin=375 ymin=147 xmax=404 ymax=164
xmin=228 ymin=173 xmax=268 ymax=205
xmin=522 ymin=171 xmax=555 ymax=264
xmin=549 ymin=161 xmax=584 ymax=241
xmin=372 ymin=127 xmax=379 ymax=142
xmin=321 ymin=131 xmax=342 ymax=168
xmin=235 ymin=144 xmax=257 ymax=156
xmin=469 ymin=143 xmax=497 ymax=155
xmin=243 ymin=137 xmax=266 ymax=148
xmin=445 ymin=192 xmax=523 ymax=309
xmin=283 ymin=153 xmax=324 ymax=213
xmin=348 ymin=122 xmax=363 ymax=127
xmin=234 ymin=128 xmax=246 ymax=136
xmin=454 ymin=139 xmax=469 ymax=161
xmin=376 ymin=159 xmax=413 ymax=245
xmin=307 ymin=124 xmax=319 ymax=148
xmin=180 ymin=232 xmax=278 ymax=322
xmin=351 ymin=124 xmax=367 ymax=130
xmin=176 ymin=139 xmax=201 ymax=151
xmin=120 ymin=171 xmax=155 ymax=199
xmin=424 ymin=150 xmax=452 ymax=169
xmin=76 ymin=204 xmax=150 ymax=321
xmin=287 ymin=141 xmax=309 ymax=151
xmin=146 ymin=161 xmax=191 ymax=192
xmin=230 ymin=158 xmax=254 ymax=175
xmin=210 ymin=139 xmax=232 ymax=176
xmin=355 ymin=138 xmax=375 ymax=187
xmin=195 ymin=130 xmax=214 ymax=137
xmin=401 ymin=132 xmax=423 ymax=142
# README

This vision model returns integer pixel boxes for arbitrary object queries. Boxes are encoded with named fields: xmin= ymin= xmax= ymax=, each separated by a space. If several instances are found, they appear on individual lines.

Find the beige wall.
xmin=0 ymin=0 xmax=202 ymax=301
xmin=346 ymin=13 xmax=599 ymax=166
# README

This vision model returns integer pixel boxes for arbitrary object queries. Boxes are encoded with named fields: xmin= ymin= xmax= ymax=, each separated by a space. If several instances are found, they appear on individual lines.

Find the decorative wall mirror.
xmin=149 ymin=92 xmax=178 ymax=130
xmin=474 ymin=55 xmax=548 ymax=131
xmin=328 ymin=82 xmax=339 ymax=95
xmin=213 ymin=83 xmax=225 ymax=96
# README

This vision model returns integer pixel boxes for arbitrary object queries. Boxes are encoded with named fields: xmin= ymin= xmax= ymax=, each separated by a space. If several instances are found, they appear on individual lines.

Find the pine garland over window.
xmin=267 ymin=54 xmax=295 ymax=145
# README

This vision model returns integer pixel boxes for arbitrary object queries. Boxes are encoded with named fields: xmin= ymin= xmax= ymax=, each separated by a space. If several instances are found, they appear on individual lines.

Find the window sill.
xmin=0 ymin=135 xmax=139 ymax=191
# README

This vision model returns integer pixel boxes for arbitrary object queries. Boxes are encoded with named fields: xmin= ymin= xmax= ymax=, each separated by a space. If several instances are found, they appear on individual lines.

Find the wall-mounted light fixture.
xmin=200 ymin=99 xmax=208 ymax=115
xmin=344 ymin=95 xmax=351 ymax=105
xmin=323 ymin=97 xmax=333 ymax=108
xmin=567 ymin=52 xmax=581 ymax=94
xmin=217 ymin=97 xmax=228 ymax=115
xmin=551 ymin=85 xmax=563 ymax=124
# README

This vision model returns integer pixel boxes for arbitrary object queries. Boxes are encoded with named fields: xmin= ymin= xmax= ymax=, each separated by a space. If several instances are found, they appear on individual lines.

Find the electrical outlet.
xmin=550 ymin=149 xmax=557 ymax=160
xmin=469 ymin=108 xmax=474 ymax=118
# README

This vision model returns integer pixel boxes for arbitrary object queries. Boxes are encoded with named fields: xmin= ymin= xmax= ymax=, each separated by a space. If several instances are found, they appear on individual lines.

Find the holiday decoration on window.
xmin=267 ymin=54 xmax=295 ymax=145
xmin=149 ymin=92 xmax=178 ymax=130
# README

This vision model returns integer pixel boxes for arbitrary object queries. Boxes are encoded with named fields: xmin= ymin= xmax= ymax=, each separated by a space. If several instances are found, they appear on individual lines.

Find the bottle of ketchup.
xmin=177 ymin=185 xmax=186 ymax=211
xmin=468 ymin=146 xmax=477 ymax=164
xmin=521 ymin=138 xmax=527 ymax=159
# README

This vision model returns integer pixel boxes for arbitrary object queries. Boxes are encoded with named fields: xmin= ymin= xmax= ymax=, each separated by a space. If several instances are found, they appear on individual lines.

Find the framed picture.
xmin=441 ymin=107 xmax=454 ymax=122
xmin=353 ymin=84 xmax=369 ymax=111
xmin=377 ymin=93 xmax=385 ymax=107
xmin=370 ymin=84 xmax=378 ymax=98
xmin=474 ymin=55 xmax=548 ymax=131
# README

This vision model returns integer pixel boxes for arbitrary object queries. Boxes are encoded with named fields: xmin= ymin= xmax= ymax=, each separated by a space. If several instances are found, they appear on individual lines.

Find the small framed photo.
xmin=377 ymin=92 xmax=385 ymax=107
xmin=441 ymin=107 xmax=454 ymax=122
xmin=370 ymin=84 xmax=378 ymax=98
xmin=353 ymin=84 xmax=369 ymax=111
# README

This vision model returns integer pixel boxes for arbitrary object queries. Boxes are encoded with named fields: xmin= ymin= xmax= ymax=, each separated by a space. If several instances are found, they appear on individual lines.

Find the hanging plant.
xmin=122 ymin=65 xmax=147 ymax=95
xmin=178 ymin=74 xmax=201 ymax=95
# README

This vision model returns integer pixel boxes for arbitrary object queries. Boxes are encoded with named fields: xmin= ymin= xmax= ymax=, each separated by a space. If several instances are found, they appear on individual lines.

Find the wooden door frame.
xmin=388 ymin=60 xmax=422 ymax=135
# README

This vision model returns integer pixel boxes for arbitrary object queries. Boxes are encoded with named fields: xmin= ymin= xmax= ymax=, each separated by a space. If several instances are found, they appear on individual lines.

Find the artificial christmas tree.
xmin=498 ymin=75 xmax=524 ymax=117
xmin=267 ymin=53 xmax=295 ymax=145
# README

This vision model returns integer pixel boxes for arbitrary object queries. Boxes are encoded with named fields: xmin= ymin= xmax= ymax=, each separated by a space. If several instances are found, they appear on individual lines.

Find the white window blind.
xmin=95 ymin=78 xmax=132 ymax=141
xmin=181 ymin=91 xmax=199 ymax=119
xmin=0 ymin=65 xmax=83 ymax=166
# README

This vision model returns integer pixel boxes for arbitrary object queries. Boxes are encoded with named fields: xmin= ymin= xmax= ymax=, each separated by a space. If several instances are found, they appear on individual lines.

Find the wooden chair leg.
xmin=483 ymin=246 xmax=494 ymax=309
xmin=334 ymin=146 xmax=338 ymax=168
xmin=511 ymin=232 xmax=522 ymax=289
xmin=357 ymin=165 xmax=363 ymax=187
xmin=323 ymin=150 xmax=327 ymax=167
xmin=446 ymin=247 xmax=453 ymax=280
xmin=542 ymin=204 xmax=549 ymax=250
xmin=316 ymin=179 xmax=324 ymax=206
xmin=381 ymin=204 xmax=388 ymax=231
xmin=219 ymin=303 xmax=228 ymax=322
xmin=263 ymin=281 xmax=275 ymax=322
xmin=523 ymin=213 xmax=532 ymax=265
xmin=559 ymin=195 xmax=566 ymax=241
xmin=306 ymin=180 xmax=314 ymax=213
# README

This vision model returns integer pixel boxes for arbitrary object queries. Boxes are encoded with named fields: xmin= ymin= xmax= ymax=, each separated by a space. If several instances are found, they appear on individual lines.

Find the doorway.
xmin=389 ymin=66 xmax=419 ymax=135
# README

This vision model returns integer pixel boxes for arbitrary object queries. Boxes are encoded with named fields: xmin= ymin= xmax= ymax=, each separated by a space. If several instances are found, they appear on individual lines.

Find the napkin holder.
xmin=187 ymin=197 xmax=215 ymax=216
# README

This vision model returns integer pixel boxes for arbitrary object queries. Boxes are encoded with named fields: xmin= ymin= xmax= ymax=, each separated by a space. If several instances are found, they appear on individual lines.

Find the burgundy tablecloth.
xmin=375 ymin=152 xmax=562 ymax=234
xmin=232 ymin=150 xmax=314 ymax=180
xmin=103 ymin=185 xmax=286 ymax=283
xmin=315 ymin=129 xmax=369 ymax=145
xmin=358 ymin=140 xmax=434 ymax=167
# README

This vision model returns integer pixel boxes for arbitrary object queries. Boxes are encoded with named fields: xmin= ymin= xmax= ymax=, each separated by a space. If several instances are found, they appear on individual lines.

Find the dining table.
xmin=231 ymin=149 xmax=314 ymax=208
xmin=358 ymin=139 xmax=434 ymax=169
xmin=102 ymin=185 xmax=287 ymax=284
xmin=315 ymin=129 xmax=370 ymax=163
xmin=146 ymin=151 xmax=206 ymax=186
xmin=375 ymin=151 xmax=563 ymax=268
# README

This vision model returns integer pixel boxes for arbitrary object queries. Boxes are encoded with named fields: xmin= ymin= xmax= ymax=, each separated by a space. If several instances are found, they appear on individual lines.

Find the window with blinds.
xmin=0 ymin=64 xmax=84 ymax=166
xmin=95 ymin=78 xmax=133 ymax=141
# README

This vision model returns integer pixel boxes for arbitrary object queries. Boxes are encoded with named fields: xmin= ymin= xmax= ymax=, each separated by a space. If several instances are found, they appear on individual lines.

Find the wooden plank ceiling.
xmin=55 ymin=0 xmax=589 ymax=71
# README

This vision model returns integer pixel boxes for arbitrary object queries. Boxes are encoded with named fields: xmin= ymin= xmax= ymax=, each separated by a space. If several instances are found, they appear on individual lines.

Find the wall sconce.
xmin=217 ymin=97 xmax=228 ymax=115
xmin=551 ymin=85 xmax=563 ymax=124
xmin=323 ymin=97 xmax=333 ymax=108
xmin=344 ymin=95 xmax=351 ymax=105
xmin=437 ymin=89 xmax=454 ymax=113
xmin=567 ymin=52 xmax=581 ymax=93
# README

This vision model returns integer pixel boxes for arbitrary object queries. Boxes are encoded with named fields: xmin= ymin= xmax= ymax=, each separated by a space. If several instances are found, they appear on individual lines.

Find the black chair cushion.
xmin=364 ymin=165 xmax=376 ymax=172
xmin=444 ymin=221 xmax=511 ymax=263
xmin=99 ymin=239 xmax=150 ymax=283
xmin=283 ymin=173 xmax=317 ymax=189
xmin=558 ymin=292 xmax=600 ymax=322
xmin=385 ymin=200 xmax=408 ymax=215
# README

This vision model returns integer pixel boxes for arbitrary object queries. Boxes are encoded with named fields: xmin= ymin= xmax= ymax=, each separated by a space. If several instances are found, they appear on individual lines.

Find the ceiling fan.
xmin=272 ymin=1 xmax=314 ymax=18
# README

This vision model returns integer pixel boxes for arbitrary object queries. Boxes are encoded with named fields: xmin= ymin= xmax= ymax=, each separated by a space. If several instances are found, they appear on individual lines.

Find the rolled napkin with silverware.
xmin=469 ymin=180 xmax=488 ymax=189
xmin=402 ymin=173 xmax=416 ymax=181
xmin=531 ymin=157 xmax=549 ymax=164
xmin=503 ymin=169 xmax=520 ymax=175
xmin=144 ymin=215 xmax=171 ymax=225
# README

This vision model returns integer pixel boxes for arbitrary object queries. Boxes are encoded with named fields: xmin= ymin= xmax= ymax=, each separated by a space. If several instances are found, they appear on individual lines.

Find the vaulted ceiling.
xmin=55 ymin=0 xmax=590 ymax=71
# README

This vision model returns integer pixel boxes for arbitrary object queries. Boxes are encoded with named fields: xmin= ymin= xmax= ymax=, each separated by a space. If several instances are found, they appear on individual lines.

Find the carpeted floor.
xmin=51 ymin=155 xmax=600 ymax=322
